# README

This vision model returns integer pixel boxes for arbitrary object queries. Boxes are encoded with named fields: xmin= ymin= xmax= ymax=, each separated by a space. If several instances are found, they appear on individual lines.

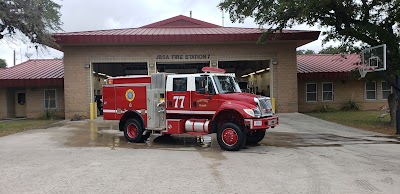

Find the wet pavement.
xmin=1 ymin=113 xmax=400 ymax=193
xmin=61 ymin=118 xmax=400 ymax=151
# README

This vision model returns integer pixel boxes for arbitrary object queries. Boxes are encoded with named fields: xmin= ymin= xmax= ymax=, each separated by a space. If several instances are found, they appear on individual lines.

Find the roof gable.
xmin=141 ymin=15 xmax=220 ymax=28
xmin=52 ymin=15 xmax=320 ymax=47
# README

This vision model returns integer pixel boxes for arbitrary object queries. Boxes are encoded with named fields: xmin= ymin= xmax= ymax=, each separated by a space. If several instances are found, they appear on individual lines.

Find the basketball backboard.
xmin=358 ymin=44 xmax=387 ymax=78
xmin=361 ymin=44 xmax=386 ymax=72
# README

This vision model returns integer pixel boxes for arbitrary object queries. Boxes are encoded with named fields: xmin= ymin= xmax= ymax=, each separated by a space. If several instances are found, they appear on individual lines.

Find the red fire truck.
xmin=102 ymin=67 xmax=278 ymax=151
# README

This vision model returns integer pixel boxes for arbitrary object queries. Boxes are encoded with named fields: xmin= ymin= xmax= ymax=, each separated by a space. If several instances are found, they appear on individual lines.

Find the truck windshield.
xmin=213 ymin=76 xmax=241 ymax=94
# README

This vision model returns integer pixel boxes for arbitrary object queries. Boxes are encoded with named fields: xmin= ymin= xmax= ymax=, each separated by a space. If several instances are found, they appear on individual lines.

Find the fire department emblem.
xmin=125 ymin=89 xmax=135 ymax=102
xmin=197 ymin=99 xmax=209 ymax=107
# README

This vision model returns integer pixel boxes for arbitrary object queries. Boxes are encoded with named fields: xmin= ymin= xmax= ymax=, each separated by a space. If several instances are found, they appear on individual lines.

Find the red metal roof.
xmin=0 ymin=59 xmax=64 ymax=87
xmin=297 ymin=54 xmax=360 ymax=73
xmin=53 ymin=15 xmax=320 ymax=47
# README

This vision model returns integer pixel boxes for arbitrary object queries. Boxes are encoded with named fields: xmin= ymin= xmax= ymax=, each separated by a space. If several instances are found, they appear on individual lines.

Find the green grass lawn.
xmin=305 ymin=111 xmax=396 ymax=135
xmin=0 ymin=119 xmax=61 ymax=137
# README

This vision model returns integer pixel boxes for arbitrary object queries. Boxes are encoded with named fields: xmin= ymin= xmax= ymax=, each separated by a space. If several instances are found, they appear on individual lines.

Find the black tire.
xmin=246 ymin=130 xmax=266 ymax=144
xmin=123 ymin=119 xmax=145 ymax=143
xmin=217 ymin=122 xmax=246 ymax=151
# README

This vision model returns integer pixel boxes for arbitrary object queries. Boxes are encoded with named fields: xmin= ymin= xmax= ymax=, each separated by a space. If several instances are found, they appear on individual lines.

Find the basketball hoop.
xmin=358 ymin=63 xmax=375 ymax=79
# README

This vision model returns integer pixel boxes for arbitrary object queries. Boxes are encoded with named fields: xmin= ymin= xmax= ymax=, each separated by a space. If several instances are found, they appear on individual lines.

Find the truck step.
xmin=148 ymin=130 xmax=164 ymax=136
xmin=149 ymin=127 xmax=166 ymax=131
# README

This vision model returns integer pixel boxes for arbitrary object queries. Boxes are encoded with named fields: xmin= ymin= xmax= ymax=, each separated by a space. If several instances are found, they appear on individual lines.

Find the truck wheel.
xmin=217 ymin=123 xmax=245 ymax=151
xmin=124 ymin=119 xmax=144 ymax=143
xmin=246 ymin=130 xmax=266 ymax=144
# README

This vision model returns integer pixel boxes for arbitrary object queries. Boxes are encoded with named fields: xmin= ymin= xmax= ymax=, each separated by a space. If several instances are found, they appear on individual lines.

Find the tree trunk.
xmin=388 ymin=93 xmax=396 ymax=127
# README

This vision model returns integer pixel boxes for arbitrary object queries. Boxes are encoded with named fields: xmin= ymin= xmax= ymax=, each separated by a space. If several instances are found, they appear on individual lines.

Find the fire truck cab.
xmin=102 ymin=67 xmax=278 ymax=151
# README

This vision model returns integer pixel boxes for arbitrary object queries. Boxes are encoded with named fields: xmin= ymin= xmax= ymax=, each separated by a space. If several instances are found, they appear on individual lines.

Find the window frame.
xmin=365 ymin=81 xmax=377 ymax=100
xmin=381 ymin=81 xmax=392 ymax=100
xmin=322 ymin=82 xmax=334 ymax=102
xmin=306 ymin=83 xmax=317 ymax=102
xmin=172 ymin=77 xmax=188 ymax=92
xmin=44 ymin=89 xmax=57 ymax=109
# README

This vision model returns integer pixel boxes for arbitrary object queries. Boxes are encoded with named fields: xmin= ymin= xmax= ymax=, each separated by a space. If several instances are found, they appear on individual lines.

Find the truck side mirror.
xmin=198 ymin=88 xmax=206 ymax=94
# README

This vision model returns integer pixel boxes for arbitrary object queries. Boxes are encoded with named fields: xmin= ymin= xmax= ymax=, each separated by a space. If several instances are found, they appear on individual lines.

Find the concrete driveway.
xmin=0 ymin=113 xmax=399 ymax=193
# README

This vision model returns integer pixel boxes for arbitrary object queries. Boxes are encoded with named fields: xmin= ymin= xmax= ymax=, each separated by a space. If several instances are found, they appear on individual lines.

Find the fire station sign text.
xmin=156 ymin=54 xmax=210 ymax=60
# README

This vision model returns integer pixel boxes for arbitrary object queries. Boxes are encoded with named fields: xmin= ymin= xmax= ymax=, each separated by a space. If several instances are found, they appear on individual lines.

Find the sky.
xmin=0 ymin=0 xmax=334 ymax=67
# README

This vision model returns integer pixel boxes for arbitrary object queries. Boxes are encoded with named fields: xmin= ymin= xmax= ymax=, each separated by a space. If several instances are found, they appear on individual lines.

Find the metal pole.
xmin=13 ymin=50 xmax=16 ymax=66
xmin=396 ymin=76 xmax=400 ymax=134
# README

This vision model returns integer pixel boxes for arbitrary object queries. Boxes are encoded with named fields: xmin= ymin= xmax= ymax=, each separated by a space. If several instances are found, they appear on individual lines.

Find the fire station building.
xmin=1 ymin=15 xmax=320 ymax=119
xmin=53 ymin=15 xmax=320 ymax=119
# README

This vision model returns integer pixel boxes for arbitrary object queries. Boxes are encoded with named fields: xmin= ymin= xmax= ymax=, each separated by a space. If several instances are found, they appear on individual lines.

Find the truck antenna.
xmin=221 ymin=9 xmax=224 ymax=27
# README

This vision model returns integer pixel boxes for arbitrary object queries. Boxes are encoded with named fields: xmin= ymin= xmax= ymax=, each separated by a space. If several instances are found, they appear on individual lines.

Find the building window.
xmin=382 ymin=81 xmax=392 ymax=100
xmin=172 ymin=78 xmax=187 ymax=92
xmin=306 ymin=83 xmax=317 ymax=102
xmin=365 ymin=81 xmax=376 ymax=100
xmin=322 ymin=82 xmax=334 ymax=101
xmin=44 ymin=89 xmax=57 ymax=109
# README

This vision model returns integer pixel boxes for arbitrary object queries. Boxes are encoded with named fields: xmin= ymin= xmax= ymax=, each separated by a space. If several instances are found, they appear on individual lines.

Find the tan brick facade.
xmin=25 ymin=87 xmax=65 ymax=118
xmin=0 ymin=88 xmax=8 ymax=118
xmin=63 ymin=43 xmax=298 ymax=118
xmin=0 ymin=87 xmax=65 ymax=119
xmin=0 ymin=88 xmax=16 ymax=118
xmin=298 ymin=79 xmax=389 ymax=112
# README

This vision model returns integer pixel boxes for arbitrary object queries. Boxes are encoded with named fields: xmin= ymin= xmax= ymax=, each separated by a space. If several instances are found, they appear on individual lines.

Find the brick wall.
xmin=0 ymin=88 xmax=16 ymax=119
xmin=63 ymin=43 xmax=298 ymax=118
xmin=0 ymin=88 xmax=7 ymax=119
xmin=298 ymin=79 xmax=389 ymax=112
xmin=25 ymin=87 xmax=65 ymax=118
xmin=6 ymin=89 xmax=15 ymax=118
xmin=274 ymin=44 xmax=298 ymax=112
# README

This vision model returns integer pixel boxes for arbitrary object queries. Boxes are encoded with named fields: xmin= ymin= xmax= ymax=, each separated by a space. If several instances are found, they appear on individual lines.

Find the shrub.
xmin=341 ymin=100 xmax=361 ymax=111
xmin=41 ymin=109 xmax=63 ymax=120
xmin=315 ymin=104 xmax=336 ymax=113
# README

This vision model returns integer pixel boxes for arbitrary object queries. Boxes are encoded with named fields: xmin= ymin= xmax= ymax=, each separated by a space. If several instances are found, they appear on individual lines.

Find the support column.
xmin=396 ymin=76 xmax=400 ymax=134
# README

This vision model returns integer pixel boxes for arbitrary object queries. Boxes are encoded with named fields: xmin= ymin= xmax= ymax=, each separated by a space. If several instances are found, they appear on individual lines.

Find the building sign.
xmin=156 ymin=54 xmax=210 ymax=60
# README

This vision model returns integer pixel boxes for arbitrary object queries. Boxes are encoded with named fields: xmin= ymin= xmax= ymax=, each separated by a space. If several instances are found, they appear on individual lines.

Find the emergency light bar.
xmin=201 ymin=67 xmax=226 ymax=73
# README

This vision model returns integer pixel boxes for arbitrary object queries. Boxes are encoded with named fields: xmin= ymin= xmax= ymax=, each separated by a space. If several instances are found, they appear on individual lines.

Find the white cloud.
xmin=0 ymin=0 xmax=327 ymax=67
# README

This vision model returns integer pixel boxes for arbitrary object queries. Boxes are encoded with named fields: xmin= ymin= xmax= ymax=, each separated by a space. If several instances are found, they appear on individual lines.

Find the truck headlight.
xmin=253 ymin=108 xmax=261 ymax=118
xmin=244 ymin=108 xmax=261 ymax=118
xmin=243 ymin=109 xmax=255 ymax=117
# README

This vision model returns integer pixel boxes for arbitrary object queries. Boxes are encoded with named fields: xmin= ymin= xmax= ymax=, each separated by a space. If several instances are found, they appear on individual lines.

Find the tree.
xmin=319 ymin=45 xmax=360 ymax=54
xmin=297 ymin=49 xmax=315 ymax=55
xmin=0 ymin=0 xmax=62 ymax=47
xmin=219 ymin=0 xmax=400 ymax=126
xmin=0 ymin=59 xmax=6 ymax=68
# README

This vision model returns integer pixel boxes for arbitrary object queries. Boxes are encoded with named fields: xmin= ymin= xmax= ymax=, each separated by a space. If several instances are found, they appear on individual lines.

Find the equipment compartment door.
xmin=102 ymin=86 xmax=116 ymax=120
xmin=115 ymin=86 xmax=147 ymax=120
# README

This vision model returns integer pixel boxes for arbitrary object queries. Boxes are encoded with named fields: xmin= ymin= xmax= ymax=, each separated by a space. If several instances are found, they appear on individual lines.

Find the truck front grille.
xmin=257 ymin=97 xmax=273 ymax=117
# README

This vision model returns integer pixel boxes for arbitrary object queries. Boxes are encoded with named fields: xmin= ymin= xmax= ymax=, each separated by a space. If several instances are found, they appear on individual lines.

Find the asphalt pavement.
xmin=0 ymin=113 xmax=399 ymax=193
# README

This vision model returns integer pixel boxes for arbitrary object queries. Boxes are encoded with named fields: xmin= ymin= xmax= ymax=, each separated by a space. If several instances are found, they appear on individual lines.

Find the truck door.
xmin=166 ymin=77 xmax=191 ymax=114
xmin=102 ymin=86 xmax=116 ymax=120
xmin=191 ymin=75 xmax=219 ymax=116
